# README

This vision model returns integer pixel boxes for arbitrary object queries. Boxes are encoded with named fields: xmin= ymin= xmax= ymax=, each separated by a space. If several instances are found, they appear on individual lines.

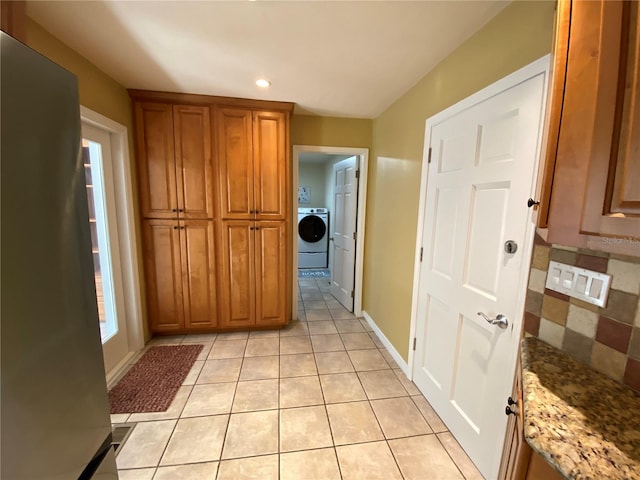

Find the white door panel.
xmin=331 ymin=156 xmax=358 ymax=311
xmin=412 ymin=62 xmax=548 ymax=479
xmin=82 ymin=123 xmax=130 ymax=374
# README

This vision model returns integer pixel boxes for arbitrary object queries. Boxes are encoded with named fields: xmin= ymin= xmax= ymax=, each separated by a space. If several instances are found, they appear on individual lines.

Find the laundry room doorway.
xmin=292 ymin=146 xmax=369 ymax=318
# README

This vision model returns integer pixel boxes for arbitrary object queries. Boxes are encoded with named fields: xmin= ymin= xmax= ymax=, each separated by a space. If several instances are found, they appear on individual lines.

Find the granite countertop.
xmin=521 ymin=337 xmax=640 ymax=480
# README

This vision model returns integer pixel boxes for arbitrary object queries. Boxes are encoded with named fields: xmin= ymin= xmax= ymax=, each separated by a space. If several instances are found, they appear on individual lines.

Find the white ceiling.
xmin=27 ymin=1 xmax=509 ymax=119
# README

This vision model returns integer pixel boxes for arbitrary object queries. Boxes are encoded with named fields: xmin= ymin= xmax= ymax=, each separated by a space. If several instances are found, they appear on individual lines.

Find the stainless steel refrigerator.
xmin=1 ymin=32 xmax=118 ymax=479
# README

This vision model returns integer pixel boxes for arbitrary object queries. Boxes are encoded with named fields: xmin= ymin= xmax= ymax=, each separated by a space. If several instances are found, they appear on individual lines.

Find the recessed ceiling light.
xmin=256 ymin=79 xmax=271 ymax=88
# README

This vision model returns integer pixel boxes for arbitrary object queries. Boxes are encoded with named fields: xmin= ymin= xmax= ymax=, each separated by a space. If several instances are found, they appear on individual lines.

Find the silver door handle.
xmin=477 ymin=312 xmax=509 ymax=330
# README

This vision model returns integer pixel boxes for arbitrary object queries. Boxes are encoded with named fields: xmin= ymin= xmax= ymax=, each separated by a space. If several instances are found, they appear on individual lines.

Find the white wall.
xmin=298 ymin=163 xmax=328 ymax=207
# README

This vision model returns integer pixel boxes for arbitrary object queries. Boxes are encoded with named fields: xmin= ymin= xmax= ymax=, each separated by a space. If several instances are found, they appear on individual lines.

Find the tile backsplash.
xmin=524 ymin=235 xmax=640 ymax=393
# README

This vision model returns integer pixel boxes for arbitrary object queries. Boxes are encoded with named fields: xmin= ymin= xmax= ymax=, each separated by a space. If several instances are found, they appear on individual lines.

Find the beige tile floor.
xmin=113 ymin=277 xmax=484 ymax=480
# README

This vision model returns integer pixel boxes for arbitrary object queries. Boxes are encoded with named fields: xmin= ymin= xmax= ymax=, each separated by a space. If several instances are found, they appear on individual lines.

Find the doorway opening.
xmin=292 ymin=145 xmax=369 ymax=319
xmin=81 ymin=107 xmax=144 ymax=380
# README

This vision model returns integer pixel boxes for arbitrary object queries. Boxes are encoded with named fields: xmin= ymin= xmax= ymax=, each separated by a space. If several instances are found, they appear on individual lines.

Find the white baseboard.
xmin=105 ymin=351 xmax=137 ymax=388
xmin=362 ymin=310 xmax=410 ymax=377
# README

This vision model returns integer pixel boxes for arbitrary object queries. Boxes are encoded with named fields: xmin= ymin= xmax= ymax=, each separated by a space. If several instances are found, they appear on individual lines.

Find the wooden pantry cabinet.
xmin=219 ymin=220 xmax=288 ymax=329
xmin=131 ymin=90 xmax=293 ymax=334
xmin=215 ymin=106 xmax=291 ymax=328
xmin=535 ymin=0 xmax=640 ymax=254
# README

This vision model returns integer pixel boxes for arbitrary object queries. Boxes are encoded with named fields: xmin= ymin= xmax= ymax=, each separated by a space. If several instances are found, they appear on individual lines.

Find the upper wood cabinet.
xmin=253 ymin=111 xmax=289 ymax=220
xmin=538 ymin=0 xmax=640 ymax=254
xmin=1 ymin=1 xmax=26 ymax=42
xmin=135 ymin=103 xmax=214 ymax=219
xmin=216 ymin=107 xmax=289 ymax=220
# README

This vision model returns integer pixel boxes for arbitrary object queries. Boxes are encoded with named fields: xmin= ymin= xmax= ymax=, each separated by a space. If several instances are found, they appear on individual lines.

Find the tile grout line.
xmin=122 ymin=280 xmax=461 ymax=479
xmin=434 ymin=432 xmax=472 ymax=480
xmin=316 ymin=276 xmax=346 ymax=480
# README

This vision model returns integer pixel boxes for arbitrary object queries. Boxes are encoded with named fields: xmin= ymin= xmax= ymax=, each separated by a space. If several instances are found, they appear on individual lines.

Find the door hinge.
xmin=353 ymin=231 xmax=357 ymax=240
xmin=413 ymin=338 xmax=417 ymax=351
xmin=427 ymin=147 xmax=432 ymax=164
xmin=351 ymin=290 xmax=355 ymax=298
xmin=419 ymin=247 xmax=423 ymax=262
xmin=355 ymin=169 xmax=360 ymax=179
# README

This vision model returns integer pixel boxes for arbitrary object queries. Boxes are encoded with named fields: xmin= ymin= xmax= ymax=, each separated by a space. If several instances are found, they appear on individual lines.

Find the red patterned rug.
xmin=109 ymin=345 xmax=203 ymax=413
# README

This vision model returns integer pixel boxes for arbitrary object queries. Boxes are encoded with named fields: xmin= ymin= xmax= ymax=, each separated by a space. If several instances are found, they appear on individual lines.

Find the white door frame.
xmin=292 ymin=145 xmax=369 ymax=319
xmin=407 ymin=55 xmax=550 ymax=379
xmin=81 ymin=106 xmax=145 ymax=382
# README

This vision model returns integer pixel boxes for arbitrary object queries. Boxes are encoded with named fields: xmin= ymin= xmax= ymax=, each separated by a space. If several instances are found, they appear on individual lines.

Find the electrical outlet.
xmin=545 ymin=261 xmax=612 ymax=307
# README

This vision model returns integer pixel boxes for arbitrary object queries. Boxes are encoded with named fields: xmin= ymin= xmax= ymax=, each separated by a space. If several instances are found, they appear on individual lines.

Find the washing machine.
xmin=298 ymin=207 xmax=329 ymax=268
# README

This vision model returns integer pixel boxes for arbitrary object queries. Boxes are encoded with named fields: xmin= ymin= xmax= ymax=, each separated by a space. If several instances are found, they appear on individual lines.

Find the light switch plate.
xmin=545 ymin=261 xmax=612 ymax=307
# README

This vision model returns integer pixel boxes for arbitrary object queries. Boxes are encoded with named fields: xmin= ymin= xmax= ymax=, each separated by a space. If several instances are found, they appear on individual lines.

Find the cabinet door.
xmin=220 ymin=220 xmax=255 ymax=328
xmin=142 ymin=219 xmax=184 ymax=332
xmin=216 ymin=108 xmax=254 ymax=219
xmin=580 ymin=0 xmax=640 ymax=237
xmin=253 ymin=111 xmax=289 ymax=220
xmin=180 ymin=220 xmax=218 ymax=329
xmin=174 ymin=106 xmax=215 ymax=219
xmin=135 ymin=103 xmax=178 ymax=219
xmin=255 ymin=221 xmax=288 ymax=326
xmin=547 ymin=0 xmax=640 ymax=248
xmin=498 ymin=364 xmax=530 ymax=480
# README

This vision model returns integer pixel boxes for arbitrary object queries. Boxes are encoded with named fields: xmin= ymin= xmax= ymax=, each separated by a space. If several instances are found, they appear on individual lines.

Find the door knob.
xmin=477 ymin=312 xmax=509 ymax=329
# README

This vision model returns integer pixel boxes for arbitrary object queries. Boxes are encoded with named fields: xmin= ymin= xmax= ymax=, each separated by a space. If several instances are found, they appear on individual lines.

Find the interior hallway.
xmin=110 ymin=277 xmax=484 ymax=479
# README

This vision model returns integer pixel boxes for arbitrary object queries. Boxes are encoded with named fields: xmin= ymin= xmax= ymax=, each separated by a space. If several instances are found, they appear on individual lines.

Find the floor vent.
xmin=111 ymin=423 xmax=136 ymax=454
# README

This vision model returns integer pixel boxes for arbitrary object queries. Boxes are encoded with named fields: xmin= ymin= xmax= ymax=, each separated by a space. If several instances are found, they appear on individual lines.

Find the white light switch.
xmin=545 ymin=261 xmax=612 ymax=307
xmin=576 ymin=274 xmax=588 ymax=293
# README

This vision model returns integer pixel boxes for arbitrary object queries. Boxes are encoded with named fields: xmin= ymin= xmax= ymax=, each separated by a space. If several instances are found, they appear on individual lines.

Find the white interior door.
xmin=82 ymin=123 xmax=130 ymax=374
xmin=330 ymin=156 xmax=358 ymax=311
xmin=412 ymin=63 xmax=548 ymax=479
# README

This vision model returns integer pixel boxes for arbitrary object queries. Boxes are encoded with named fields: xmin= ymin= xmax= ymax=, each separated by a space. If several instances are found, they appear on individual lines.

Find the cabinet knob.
xmin=255 ymin=227 xmax=260 ymax=230
xmin=505 ymin=406 xmax=518 ymax=416
xmin=173 ymin=226 xmax=178 ymax=230
xmin=178 ymin=209 xmax=183 ymax=213
xmin=527 ymin=198 xmax=540 ymax=208
xmin=172 ymin=209 xmax=177 ymax=213
xmin=508 ymin=396 xmax=517 ymax=406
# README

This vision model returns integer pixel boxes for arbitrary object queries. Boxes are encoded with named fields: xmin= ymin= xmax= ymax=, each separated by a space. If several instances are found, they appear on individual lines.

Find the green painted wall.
xmin=299 ymin=163 xmax=328 ymax=207
xmin=25 ymin=18 xmax=149 ymax=340
xmin=364 ymin=0 xmax=556 ymax=361
xmin=26 ymin=19 xmax=135 ymax=150
xmin=291 ymin=115 xmax=372 ymax=149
